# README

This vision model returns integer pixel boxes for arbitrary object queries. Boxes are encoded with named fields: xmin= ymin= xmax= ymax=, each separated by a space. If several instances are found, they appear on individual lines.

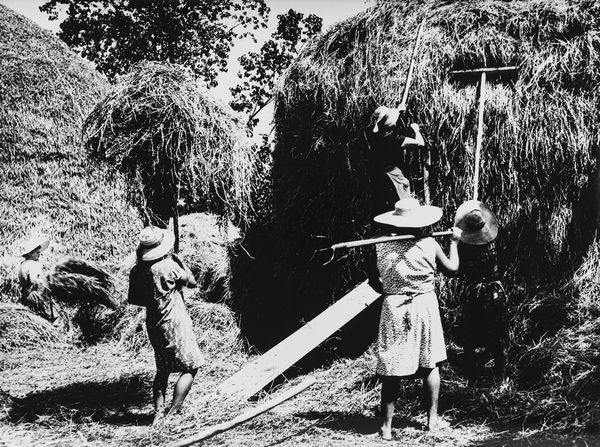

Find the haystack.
xmin=231 ymin=0 xmax=600 ymax=357
xmin=84 ymin=61 xmax=257 ymax=228
xmin=0 ymin=303 xmax=62 ymax=351
xmin=0 ymin=4 xmax=141 ymax=304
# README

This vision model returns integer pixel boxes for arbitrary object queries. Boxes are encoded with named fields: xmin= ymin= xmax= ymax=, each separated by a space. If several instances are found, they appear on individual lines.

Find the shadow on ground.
xmin=6 ymin=372 xmax=154 ymax=426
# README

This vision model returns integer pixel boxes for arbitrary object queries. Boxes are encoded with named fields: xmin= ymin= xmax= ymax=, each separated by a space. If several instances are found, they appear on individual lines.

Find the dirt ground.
xmin=1 ymin=342 xmax=598 ymax=447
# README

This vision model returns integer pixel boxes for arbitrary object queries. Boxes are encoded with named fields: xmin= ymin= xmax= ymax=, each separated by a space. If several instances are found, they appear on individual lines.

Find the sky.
xmin=0 ymin=0 xmax=372 ymax=136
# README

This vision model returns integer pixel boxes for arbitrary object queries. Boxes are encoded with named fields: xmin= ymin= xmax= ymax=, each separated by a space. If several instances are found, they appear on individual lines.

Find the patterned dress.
xmin=128 ymin=255 xmax=204 ymax=373
xmin=375 ymin=238 xmax=447 ymax=377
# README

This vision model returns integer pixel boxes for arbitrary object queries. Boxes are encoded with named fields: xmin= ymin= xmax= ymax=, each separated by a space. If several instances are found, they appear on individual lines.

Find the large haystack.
xmin=0 ymin=4 xmax=141 ymax=301
xmin=231 ymin=0 xmax=600 ymax=353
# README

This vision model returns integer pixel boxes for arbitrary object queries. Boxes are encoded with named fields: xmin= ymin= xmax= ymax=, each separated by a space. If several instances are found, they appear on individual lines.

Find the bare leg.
xmin=423 ymin=367 xmax=443 ymax=431
xmin=152 ymin=370 xmax=169 ymax=425
xmin=166 ymin=368 xmax=198 ymax=417
xmin=380 ymin=376 xmax=400 ymax=440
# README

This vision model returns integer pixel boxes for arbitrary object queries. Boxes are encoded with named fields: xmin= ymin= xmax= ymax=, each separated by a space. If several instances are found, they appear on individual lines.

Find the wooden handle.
xmin=399 ymin=19 xmax=425 ymax=109
xmin=167 ymin=377 xmax=317 ymax=447
xmin=473 ymin=71 xmax=486 ymax=201
xmin=331 ymin=230 xmax=453 ymax=250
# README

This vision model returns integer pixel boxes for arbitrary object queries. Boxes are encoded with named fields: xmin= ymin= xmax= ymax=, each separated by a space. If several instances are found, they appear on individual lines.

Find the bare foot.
xmin=152 ymin=410 xmax=165 ymax=428
xmin=379 ymin=426 xmax=393 ymax=440
xmin=426 ymin=416 xmax=450 ymax=432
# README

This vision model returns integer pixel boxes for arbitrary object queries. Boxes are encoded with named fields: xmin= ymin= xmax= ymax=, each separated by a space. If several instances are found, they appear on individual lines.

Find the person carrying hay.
xmin=18 ymin=237 xmax=59 ymax=324
xmin=454 ymin=200 xmax=508 ymax=383
xmin=368 ymin=198 xmax=461 ymax=436
xmin=128 ymin=226 xmax=204 ymax=425
xmin=367 ymin=105 xmax=425 ymax=212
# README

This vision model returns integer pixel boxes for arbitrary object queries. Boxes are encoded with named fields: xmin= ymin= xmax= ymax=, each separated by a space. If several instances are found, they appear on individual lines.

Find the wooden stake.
xmin=167 ymin=377 xmax=316 ymax=447
xmin=473 ymin=71 xmax=486 ymax=201
xmin=399 ymin=19 xmax=425 ymax=110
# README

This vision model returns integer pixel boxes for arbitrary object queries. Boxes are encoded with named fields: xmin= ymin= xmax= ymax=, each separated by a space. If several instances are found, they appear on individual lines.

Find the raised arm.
xmin=400 ymin=123 xmax=425 ymax=149
xmin=435 ymin=227 xmax=461 ymax=274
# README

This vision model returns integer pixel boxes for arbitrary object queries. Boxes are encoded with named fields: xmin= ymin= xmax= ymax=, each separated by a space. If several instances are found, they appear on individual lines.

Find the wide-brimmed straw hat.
xmin=372 ymin=106 xmax=401 ymax=134
xmin=454 ymin=200 xmax=498 ymax=245
xmin=21 ymin=237 xmax=50 ymax=257
xmin=137 ymin=226 xmax=175 ymax=261
xmin=374 ymin=198 xmax=442 ymax=228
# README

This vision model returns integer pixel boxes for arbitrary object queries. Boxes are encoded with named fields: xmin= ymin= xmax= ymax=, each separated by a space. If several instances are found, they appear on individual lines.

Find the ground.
xmin=2 ymin=338 xmax=599 ymax=447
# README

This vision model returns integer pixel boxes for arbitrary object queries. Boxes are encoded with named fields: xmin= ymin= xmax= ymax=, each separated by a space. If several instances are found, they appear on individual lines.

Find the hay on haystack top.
xmin=84 ymin=61 xmax=257 ymax=231
xmin=231 ymin=0 xmax=600 ymax=349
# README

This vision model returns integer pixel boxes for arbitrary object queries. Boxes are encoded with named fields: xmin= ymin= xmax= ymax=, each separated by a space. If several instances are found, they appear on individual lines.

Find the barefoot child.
xmin=128 ymin=226 xmax=204 ymax=425
xmin=369 ymin=198 xmax=460 ymax=437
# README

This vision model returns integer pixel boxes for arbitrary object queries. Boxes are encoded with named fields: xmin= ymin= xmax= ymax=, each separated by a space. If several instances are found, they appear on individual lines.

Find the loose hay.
xmin=84 ymin=61 xmax=257 ymax=227
xmin=0 ymin=303 xmax=62 ymax=351
xmin=42 ymin=258 xmax=118 ymax=310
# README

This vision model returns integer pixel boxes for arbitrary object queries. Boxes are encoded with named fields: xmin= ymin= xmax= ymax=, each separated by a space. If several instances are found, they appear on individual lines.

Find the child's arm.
xmin=435 ymin=227 xmax=462 ymax=274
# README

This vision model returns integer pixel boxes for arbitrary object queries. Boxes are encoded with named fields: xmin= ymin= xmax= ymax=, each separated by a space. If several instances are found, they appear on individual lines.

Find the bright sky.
xmin=0 ymin=0 xmax=371 ymax=135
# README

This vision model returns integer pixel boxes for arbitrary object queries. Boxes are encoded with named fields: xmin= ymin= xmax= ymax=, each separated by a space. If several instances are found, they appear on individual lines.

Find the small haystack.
xmin=232 ymin=0 xmax=600 ymax=365
xmin=0 ymin=303 xmax=62 ymax=351
xmin=84 ymin=61 xmax=257 ymax=229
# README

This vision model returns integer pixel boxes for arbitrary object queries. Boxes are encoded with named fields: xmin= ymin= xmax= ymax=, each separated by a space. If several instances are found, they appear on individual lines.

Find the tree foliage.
xmin=230 ymin=9 xmax=322 ymax=127
xmin=40 ymin=0 xmax=269 ymax=85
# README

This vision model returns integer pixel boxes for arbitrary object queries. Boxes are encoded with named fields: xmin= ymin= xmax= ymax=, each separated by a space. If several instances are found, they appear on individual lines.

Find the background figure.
xmin=18 ymin=237 xmax=59 ymax=323
xmin=454 ymin=200 xmax=508 ymax=383
xmin=367 ymin=105 xmax=425 ymax=215
xmin=368 ymin=198 xmax=461 ymax=437
xmin=128 ymin=226 xmax=204 ymax=425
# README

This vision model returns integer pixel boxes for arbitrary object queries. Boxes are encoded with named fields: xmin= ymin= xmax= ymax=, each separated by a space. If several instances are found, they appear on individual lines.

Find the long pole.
xmin=399 ymin=19 xmax=425 ymax=110
xmin=473 ymin=71 xmax=486 ymax=200
xmin=167 ymin=377 xmax=316 ymax=447
xmin=331 ymin=230 xmax=452 ymax=250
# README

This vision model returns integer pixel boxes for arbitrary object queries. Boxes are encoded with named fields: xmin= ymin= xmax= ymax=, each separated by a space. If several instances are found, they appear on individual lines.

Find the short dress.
xmin=128 ymin=256 xmax=204 ymax=372
xmin=375 ymin=237 xmax=447 ymax=377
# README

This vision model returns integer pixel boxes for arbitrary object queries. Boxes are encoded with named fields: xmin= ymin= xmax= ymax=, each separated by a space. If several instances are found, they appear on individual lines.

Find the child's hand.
xmin=450 ymin=226 xmax=462 ymax=242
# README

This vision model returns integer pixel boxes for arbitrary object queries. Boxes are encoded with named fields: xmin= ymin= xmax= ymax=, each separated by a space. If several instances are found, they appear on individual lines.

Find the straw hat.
xmin=21 ymin=237 xmax=50 ymax=257
xmin=372 ymin=106 xmax=401 ymax=134
xmin=374 ymin=198 xmax=442 ymax=228
xmin=454 ymin=200 xmax=498 ymax=245
xmin=137 ymin=226 xmax=175 ymax=261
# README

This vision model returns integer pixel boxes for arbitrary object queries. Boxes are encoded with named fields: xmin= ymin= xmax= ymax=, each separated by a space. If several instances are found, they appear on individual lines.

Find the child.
xmin=454 ymin=200 xmax=508 ymax=382
xmin=369 ymin=198 xmax=460 ymax=437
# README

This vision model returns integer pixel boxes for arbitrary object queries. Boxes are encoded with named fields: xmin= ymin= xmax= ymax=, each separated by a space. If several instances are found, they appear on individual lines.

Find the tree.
xmin=230 ymin=9 xmax=323 ymax=127
xmin=40 ymin=0 xmax=269 ymax=85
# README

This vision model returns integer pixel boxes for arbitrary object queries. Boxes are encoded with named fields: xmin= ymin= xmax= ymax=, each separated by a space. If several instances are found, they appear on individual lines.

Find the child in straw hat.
xmin=454 ymin=200 xmax=508 ymax=383
xmin=367 ymin=105 xmax=425 ymax=214
xmin=369 ymin=199 xmax=461 ymax=436
xmin=128 ymin=226 xmax=204 ymax=425
xmin=18 ymin=237 xmax=59 ymax=323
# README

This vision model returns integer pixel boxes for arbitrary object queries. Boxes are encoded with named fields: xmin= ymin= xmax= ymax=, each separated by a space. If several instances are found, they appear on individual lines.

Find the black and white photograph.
xmin=1 ymin=0 xmax=600 ymax=445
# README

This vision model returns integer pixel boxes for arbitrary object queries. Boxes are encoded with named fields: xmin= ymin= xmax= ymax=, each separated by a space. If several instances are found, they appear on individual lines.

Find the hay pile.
xmin=230 ymin=0 xmax=600 ymax=421
xmin=0 ymin=303 xmax=62 ymax=351
xmin=42 ymin=258 xmax=118 ymax=310
xmin=84 ymin=61 xmax=257 ymax=227
xmin=0 ymin=4 xmax=141 ymax=309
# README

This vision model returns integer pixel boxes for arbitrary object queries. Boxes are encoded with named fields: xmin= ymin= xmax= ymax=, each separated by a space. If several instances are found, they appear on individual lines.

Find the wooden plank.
xmin=218 ymin=281 xmax=380 ymax=399
xmin=169 ymin=377 xmax=316 ymax=447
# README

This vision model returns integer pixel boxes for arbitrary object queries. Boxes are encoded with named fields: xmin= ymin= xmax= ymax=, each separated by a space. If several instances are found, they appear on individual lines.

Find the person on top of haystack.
xmin=368 ymin=105 xmax=425 ymax=212
xmin=368 ymin=198 xmax=461 ymax=437
xmin=128 ymin=226 xmax=204 ymax=426
xmin=454 ymin=200 xmax=508 ymax=384
xmin=18 ymin=237 xmax=59 ymax=323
